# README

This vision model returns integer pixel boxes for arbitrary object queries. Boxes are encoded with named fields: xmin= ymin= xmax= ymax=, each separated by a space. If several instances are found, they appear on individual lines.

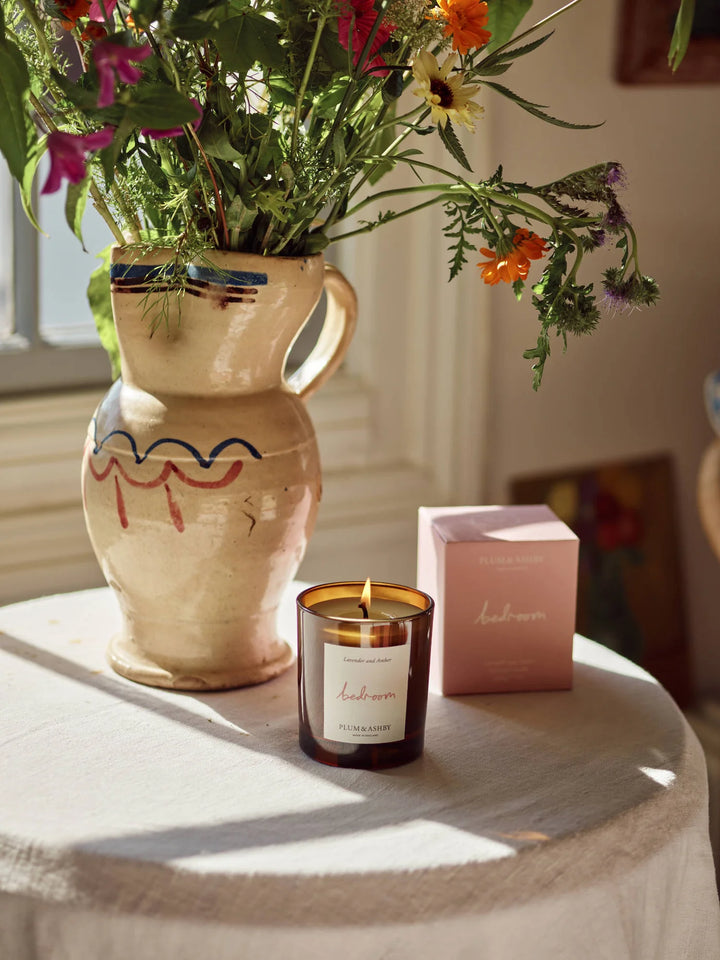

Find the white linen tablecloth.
xmin=0 ymin=586 xmax=718 ymax=960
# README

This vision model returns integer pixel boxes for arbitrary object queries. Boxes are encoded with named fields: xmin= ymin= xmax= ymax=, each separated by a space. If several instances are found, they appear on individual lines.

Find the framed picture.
xmin=511 ymin=455 xmax=693 ymax=706
xmin=617 ymin=0 xmax=720 ymax=84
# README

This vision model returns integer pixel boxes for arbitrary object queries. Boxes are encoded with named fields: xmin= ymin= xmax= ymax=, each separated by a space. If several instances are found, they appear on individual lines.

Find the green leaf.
xmin=129 ymin=0 xmax=163 ymax=29
xmin=313 ymin=79 xmax=352 ymax=118
xmin=0 ymin=37 xmax=34 ymax=182
xmin=483 ymin=81 xmax=602 ymax=129
xmin=213 ymin=16 xmax=252 ymax=73
xmin=331 ymin=128 xmax=345 ymax=169
xmin=523 ymin=332 xmax=550 ymax=391
xmin=485 ymin=0 xmax=533 ymax=51
xmin=126 ymin=85 xmax=202 ymax=128
xmin=65 ymin=178 xmax=90 ymax=249
xmin=20 ymin=138 xmax=46 ymax=234
xmin=266 ymin=75 xmax=296 ymax=107
xmin=139 ymin=150 xmax=168 ymax=188
xmin=245 ymin=12 xmax=285 ymax=69
xmin=87 ymin=245 xmax=120 ymax=380
xmin=214 ymin=12 xmax=283 ymax=74
xmin=438 ymin=120 xmax=472 ymax=172
xmin=198 ymin=119 xmax=246 ymax=162
xmin=169 ymin=0 xmax=227 ymax=39
xmin=668 ymin=0 xmax=696 ymax=71
xmin=302 ymin=232 xmax=330 ymax=254
xmin=170 ymin=15 xmax=214 ymax=40
xmin=479 ymin=31 xmax=553 ymax=74
xmin=488 ymin=31 xmax=553 ymax=63
xmin=443 ymin=197 xmax=482 ymax=281
xmin=225 ymin=194 xmax=257 ymax=231
xmin=51 ymin=68 xmax=104 ymax=112
xmin=368 ymin=157 xmax=394 ymax=185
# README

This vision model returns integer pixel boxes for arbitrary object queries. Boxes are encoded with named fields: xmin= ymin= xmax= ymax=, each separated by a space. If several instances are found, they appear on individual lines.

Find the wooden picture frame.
xmin=511 ymin=455 xmax=693 ymax=706
xmin=617 ymin=0 xmax=720 ymax=84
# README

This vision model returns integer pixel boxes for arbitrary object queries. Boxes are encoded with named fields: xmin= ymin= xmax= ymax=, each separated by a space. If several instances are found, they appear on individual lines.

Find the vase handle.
xmin=286 ymin=263 xmax=358 ymax=401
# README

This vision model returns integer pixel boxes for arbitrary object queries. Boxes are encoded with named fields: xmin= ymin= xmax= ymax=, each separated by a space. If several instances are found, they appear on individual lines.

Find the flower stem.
xmin=291 ymin=13 xmax=328 ymax=158
xmin=17 ymin=0 xmax=55 ymax=63
xmin=318 ymin=0 xmax=393 ymax=166
xmin=483 ymin=0 xmax=588 ymax=63
xmin=186 ymin=125 xmax=229 ymax=248
xmin=328 ymin=195 xmax=459 ymax=243
xmin=89 ymin=185 xmax=126 ymax=245
xmin=111 ymin=183 xmax=141 ymax=242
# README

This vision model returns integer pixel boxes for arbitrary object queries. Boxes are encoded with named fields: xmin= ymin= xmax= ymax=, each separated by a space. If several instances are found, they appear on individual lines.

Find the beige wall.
xmin=483 ymin=0 xmax=720 ymax=695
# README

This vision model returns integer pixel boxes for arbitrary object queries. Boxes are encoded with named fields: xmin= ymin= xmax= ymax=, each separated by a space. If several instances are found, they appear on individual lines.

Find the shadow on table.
xmin=1 ymin=625 xmax=695 ymax=872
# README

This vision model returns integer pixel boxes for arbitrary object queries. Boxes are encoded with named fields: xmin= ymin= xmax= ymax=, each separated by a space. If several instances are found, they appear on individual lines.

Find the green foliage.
xmin=0 ymin=0 xmax=688 ymax=386
xmin=0 ymin=34 xmax=34 ymax=181
xmin=443 ymin=197 xmax=482 ymax=281
xmin=438 ymin=120 xmax=472 ymax=171
xmin=482 ymin=81 xmax=602 ymax=129
xmin=87 ymin=245 xmax=120 ymax=379
xmin=669 ymin=0 xmax=696 ymax=70
xmin=65 ymin=178 xmax=90 ymax=248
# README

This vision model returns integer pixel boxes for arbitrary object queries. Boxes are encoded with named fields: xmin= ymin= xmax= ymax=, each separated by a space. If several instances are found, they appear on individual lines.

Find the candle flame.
xmin=361 ymin=578 xmax=372 ymax=608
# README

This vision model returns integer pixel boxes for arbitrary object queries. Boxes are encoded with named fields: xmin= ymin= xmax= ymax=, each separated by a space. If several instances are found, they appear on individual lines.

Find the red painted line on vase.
xmin=114 ymin=475 xmax=129 ymax=529
xmin=87 ymin=457 xmax=244 ymax=489
xmin=88 ymin=457 xmax=244 ymax=530
xmin=164 ymin=483 xmax=185 ymax=532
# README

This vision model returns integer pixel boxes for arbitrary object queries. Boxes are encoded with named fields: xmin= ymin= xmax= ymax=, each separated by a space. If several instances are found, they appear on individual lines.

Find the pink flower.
xmin=141 ymin=98 xmax=203 ymax=139
xmin=336 ymin=0 xmax=395 ymax=76
xmin=41 ymin=127 xmax=115 ymax=194
xmin=88 ymin=0 xmax=117 ymax=20
xmin=92 ymin=40 xmax=152 ymax=108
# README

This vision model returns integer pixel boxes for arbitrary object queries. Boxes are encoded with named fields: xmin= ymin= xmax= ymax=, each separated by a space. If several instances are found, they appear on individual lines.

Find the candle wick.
xmin=359 ymin=601 xmax=369 ymax=619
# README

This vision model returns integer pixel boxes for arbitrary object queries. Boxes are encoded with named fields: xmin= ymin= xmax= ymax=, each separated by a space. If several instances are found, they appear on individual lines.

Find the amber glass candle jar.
xmin=297 ymin=581 xmax=434 ymax=770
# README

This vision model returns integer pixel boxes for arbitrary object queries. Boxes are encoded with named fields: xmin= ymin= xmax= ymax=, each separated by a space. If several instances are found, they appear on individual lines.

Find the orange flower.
xmin=430 ymin=0 xmax=491 ymax=56
xmin=57 ymin=0 xmax=91 ymax=30
xmin=477 ymin=228 xmax=548 ymax=285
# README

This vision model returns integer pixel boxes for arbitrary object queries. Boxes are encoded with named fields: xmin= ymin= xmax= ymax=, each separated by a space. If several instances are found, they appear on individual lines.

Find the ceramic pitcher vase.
xmin=81 ymin=247 xmax=357 ymax=690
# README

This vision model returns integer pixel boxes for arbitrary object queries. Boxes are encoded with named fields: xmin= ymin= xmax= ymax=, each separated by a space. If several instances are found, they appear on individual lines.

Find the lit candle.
xmin=309 ymin=579 xmax=421 ymax=622
xmin=297 ymin=580 xmax=434 ymax=770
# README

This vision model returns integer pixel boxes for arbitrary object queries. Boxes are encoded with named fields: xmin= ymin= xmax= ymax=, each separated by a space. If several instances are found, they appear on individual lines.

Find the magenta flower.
xmin=88 ymin=0 xmax=117 ymax=20
xmin=336 ymin=0 xmax=395 ymax=76
xmin=141 ymin=98 xmax=203 ymax=140
xmin=92 ymin=40 xmax=152 ymax=108
xmin=41 ymin=127 xmax=115 ymax=195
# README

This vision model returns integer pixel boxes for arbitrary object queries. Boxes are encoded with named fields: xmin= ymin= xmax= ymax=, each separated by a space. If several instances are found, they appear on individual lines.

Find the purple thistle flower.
xmin=605 ymin=162 xmax=627 ymax=188
xmin=41 ymin=126 xmax=115 ymax=194
xmin=602 ymin=197 xmax=628 ymax=232
xmin=602 ymin=285 xmax=632 ymax=309
xmin=141 ymin=98 xmax=203 ymax=139
xmin=92 ymin=40 xmax=152 ymax=108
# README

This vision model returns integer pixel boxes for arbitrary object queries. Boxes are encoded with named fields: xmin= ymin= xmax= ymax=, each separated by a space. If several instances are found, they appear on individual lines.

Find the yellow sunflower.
xmin=412 ymin=50 xmax=483 ymax=131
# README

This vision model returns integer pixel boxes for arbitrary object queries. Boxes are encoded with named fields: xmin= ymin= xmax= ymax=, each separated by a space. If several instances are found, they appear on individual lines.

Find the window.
xmin=0 ymin=172 xmax=111 ymax=395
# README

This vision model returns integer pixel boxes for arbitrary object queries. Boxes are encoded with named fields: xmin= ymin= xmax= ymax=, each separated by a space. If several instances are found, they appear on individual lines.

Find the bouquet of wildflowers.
xmin=0 ymin=0 xmax=694 ymax=385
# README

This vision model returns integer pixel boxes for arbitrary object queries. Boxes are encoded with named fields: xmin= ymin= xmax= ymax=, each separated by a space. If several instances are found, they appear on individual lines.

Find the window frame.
xmin=0 ymin=189 xmax=111 ymax=396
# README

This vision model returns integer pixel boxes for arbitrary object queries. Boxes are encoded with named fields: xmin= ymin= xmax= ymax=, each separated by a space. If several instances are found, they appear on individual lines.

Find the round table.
xmin=0 ymin=586 xmax=718 ymax=960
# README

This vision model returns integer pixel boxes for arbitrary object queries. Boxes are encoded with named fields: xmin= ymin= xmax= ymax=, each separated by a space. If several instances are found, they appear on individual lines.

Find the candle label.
xmin=323 ymin=643 xmax=411 ymax=744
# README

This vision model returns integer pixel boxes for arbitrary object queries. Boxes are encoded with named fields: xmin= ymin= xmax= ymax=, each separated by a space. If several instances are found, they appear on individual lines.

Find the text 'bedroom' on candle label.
xmin=323 ymin=642 xmax=410 ymax=744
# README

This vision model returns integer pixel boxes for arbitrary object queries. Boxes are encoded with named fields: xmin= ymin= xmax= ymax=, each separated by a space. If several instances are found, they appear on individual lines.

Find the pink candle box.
xmin=417 ymin=505 xmax=579 ymax=695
